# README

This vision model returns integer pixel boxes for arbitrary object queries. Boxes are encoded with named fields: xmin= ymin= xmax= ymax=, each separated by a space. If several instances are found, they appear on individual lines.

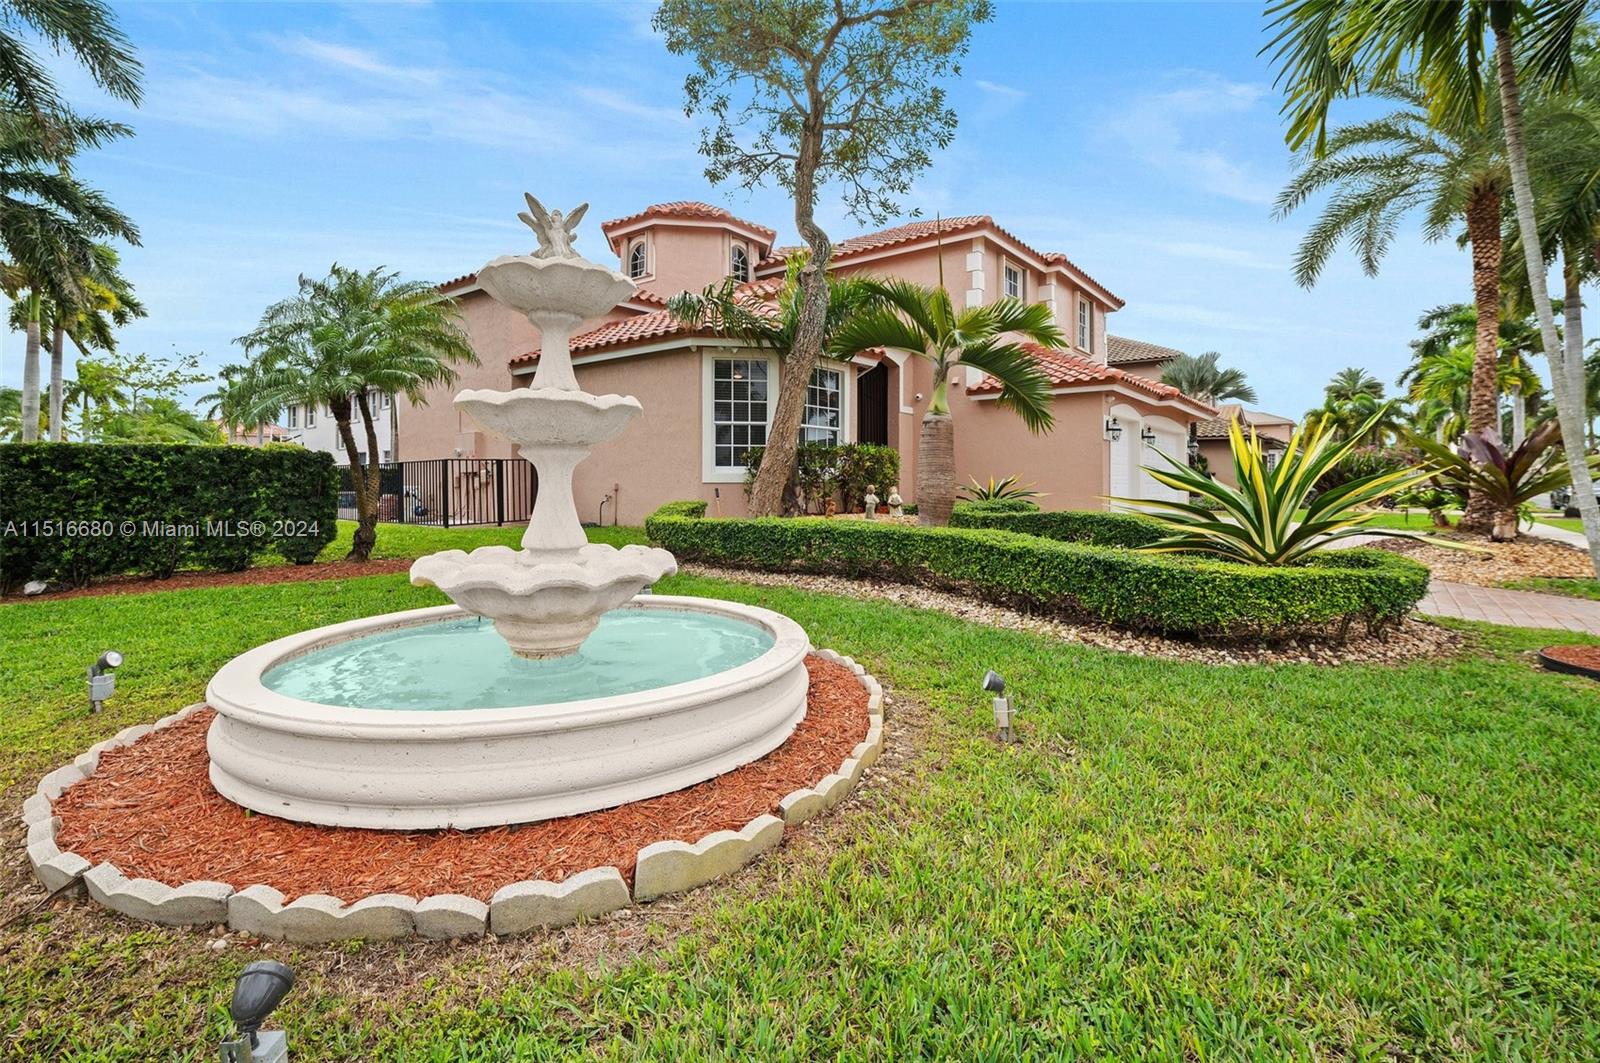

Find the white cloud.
xmin=1150 ymin=239 xmax=1280 ymax=271
xmin=974 ymin=79 xmax=1026 ymax=99
xmin=1130 ymin=300 xmax=1284 ymax=334
xmin=277 ymin=35 xmax=442 ymax=85
xmin=1111 ymin=72 xmax=1279 ymax=206
xmin=574 ymin=86 xmax=688 ymax=125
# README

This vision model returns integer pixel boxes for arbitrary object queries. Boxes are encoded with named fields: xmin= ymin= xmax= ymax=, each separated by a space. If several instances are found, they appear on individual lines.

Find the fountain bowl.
xmin=454 ymin=389 xmax=642 ymax=451
xmin=205 ymin=595 xmax=811 ymax=830
xmin=477 ymin=254 xmax=637 ymax=322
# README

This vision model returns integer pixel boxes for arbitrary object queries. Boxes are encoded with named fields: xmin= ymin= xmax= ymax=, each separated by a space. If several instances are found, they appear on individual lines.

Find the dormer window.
xmin=628 ymin=240 xmax=648 ymax=280
xmin=1077 ymin=298 xmax=1093 ymax=352
xmin=731 ymin=244 xmax=750 ymax=283
xmin=1003 ymin=263 xmax=1023 ymax=300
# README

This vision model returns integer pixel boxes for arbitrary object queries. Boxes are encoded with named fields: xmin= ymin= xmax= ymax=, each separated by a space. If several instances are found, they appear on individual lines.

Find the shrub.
xmin=951 ymin=497 xmax=1041 ymax=518
xmin=646 ymin=505 xmax=1428 ymax=638
xmin=959 ymin=475 xmax=1041 ymax=502
xmin=836 ymin=444 xmax=900 ymax=511
xmin=951 ymin=507 xmax=1166 ymax=548
xmin=0 ymin=443 xmax=338 ymax=589
xmin=740 ymin=442 xmax=900 ymax=513
xmin=651 ymin=499 xmax=709 ymax=520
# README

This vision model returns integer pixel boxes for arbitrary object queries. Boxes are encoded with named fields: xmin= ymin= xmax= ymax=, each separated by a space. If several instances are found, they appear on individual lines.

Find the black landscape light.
xmin=219 ymin=960 xmax=293 ymax=1063
xmin=982 ymin=670 xmax=1016 ymax=744
xmin=87 ymin=650 xmax=123 ymax=714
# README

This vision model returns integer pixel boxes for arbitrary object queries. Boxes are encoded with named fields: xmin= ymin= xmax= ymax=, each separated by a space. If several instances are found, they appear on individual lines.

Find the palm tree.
xmin=1326 ymin=367 xmax=1385 ymax=402
xmin=0 ymin=111 xmax=138 ymax=441
xmin=832 ymin=279 xmax=1062 ymax=525
xmin=0 ymin=385 xmax=25 ymax=442
xmin=0 ymin=0 xmax=141 ymax=151
xmin=1399 ymin=301 xmax=1552 ymax=446
xmin=1303 ymin=368 xmax=1402 ymax=444
xmin=63 ymin=359 xmax=127 ymax=442
xmin=1403 ymin=343 xmax=1542 ymax=442
xmin=1265 ymin=0 xmax=1600 ymax=571
xmin=1275 ymin=80 xmax=1510 ymax=530
xmin=201 ymin=363 xmax=275 ymax=445
xmin=1159 ymin=350 xmax=1258 ymax=404
xmin=236 ymin=265 xmax=476 ymax=560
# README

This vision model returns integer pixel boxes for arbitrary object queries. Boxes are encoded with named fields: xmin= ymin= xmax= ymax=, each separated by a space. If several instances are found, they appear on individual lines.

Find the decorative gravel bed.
xmin=690 ymin=565 xmax=1464 ymax=666
xmin=49 ymin=655 xmax=868 ymax=904
xmin=1376 ymin=535 xmax=1592 ymax=588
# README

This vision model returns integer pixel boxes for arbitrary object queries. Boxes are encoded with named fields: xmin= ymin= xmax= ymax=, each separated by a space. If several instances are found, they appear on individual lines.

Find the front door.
xmin=856 ymin=363 xmax=889 ymax=446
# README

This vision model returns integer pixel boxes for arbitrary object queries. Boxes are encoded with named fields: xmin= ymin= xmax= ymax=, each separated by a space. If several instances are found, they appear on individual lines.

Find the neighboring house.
xmin=1193 ymin=405 xmax=1296 ymax=487
xmin=397 ymin=202 xmax=1216 ymax=524
xmin=221 ymin=422 xmax=291 ymax=446
xmin=281 ymin=392 xmax=398 ymax=466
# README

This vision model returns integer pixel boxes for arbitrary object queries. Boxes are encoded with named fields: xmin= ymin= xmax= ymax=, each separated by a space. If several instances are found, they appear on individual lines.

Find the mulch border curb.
xmin=1537 ymin=646 xmax=1600 ymax=680
xmin=22 ymin=651 xmax=885 ymax=944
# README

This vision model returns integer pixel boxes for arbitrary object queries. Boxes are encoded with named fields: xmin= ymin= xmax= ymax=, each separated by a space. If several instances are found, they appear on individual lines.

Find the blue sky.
xmin=10 ymin=0 xmax=1493 ymax=417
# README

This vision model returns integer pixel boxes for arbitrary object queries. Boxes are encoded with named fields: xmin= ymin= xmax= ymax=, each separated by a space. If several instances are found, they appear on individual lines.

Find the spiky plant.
xmin=1409 ymin=421 xmax=1596 ymax=540
xmin=1114 ymin=407 xmax=1435 ymax=565
xmin=959 ymin=475 xmax=1041 ymax=502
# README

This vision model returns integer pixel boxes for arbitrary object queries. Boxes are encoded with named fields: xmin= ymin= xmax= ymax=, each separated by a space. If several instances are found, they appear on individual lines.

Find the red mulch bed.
xmin=52 ymin=656 xmax=869 ymax=903
xmin=3 ymin=559 xmax=412 ymax=602
xmin=1539 ymin=643 xmax=1600 ymax=675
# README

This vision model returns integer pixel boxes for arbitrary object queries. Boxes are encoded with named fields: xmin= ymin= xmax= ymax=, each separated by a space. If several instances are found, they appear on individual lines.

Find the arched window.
xmin=730 ymin=244 xmax=750 ymax=283
xmin=628 ymin=241 xmax=648 ymax=279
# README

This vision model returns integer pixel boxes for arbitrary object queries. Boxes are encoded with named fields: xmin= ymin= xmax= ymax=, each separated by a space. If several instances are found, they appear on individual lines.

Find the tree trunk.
xmin=748 ymin=112 xmax=830 ymax=517
xmin=330 ymin=397 xmax=373 ymax=562
xmin=1511 ymin=383 xmax=1526 ymax=447
xmin=1494 ymin=26 xmax=1600 ymax=575
xmin=20 ymin=292 xmax=40 ymax=442
xmin=355 ymin=391 xmax=383 ymax=559
xmin=47 ymin=323 xmax=65 ymax=442
xmin=916 ymin=409 xmax=956 ymax=526
xmin=1458 ymin=182 xmax=1505 ymax=535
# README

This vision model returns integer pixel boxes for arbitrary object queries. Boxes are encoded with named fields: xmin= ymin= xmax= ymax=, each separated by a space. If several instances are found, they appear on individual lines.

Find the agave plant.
xmin=1114 ymin=407 xmax=1436 ymax=565
xmin=1409 ymin=421 xmax=1595 ymax=541
xmin=959 ymin=475 xmax=1042 ymax=502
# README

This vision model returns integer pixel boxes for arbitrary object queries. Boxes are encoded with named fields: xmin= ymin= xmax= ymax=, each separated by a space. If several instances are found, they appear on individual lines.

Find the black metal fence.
xmin=338 ymin=458 xmax=536 ymax=527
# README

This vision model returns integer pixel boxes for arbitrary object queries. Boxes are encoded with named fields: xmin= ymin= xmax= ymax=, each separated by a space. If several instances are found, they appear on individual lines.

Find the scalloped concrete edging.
xmin=24 ymin=651 xmax=887 ymax=943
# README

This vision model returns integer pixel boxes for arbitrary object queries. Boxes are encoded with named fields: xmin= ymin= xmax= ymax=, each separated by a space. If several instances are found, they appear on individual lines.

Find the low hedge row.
xmin=950 ymin=498 xmax=1040 ymax=518
xmin=647 ymin=505 xmax=1429 ymax=638
xmin=949 ymin=507 xmax=1168 ymax=549
xmin=1 ymin=443 xmax=339 ymax=589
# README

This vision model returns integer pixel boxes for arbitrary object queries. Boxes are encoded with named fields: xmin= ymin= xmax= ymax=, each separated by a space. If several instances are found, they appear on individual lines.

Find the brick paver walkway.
xmin=1418 ymin=580 xmax=1600 ymax=633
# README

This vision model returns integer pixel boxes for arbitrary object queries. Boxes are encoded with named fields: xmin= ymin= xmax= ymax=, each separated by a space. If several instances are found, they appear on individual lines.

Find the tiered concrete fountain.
xmin=205 ymin=195 xmax=810 ymax=829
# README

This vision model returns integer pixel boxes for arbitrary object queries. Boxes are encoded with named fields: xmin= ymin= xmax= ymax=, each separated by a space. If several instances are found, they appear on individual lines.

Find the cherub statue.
xmin=518 ymin=193 xmax=588 ymax=259
xmin=863 ymin=484 xmax=879 ymax=520
xmin=887 ymin=485 xmax=903 ymax=518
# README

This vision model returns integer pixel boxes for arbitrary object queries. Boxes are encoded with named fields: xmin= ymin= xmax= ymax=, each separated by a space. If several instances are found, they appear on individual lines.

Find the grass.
xmin=1503 ymin=576 xmax=1600 ymax=601
xmin=313 ymin=520 xmax=648 ymax=561
xmin=1541 ymin=517 xmax=1585 ymax=534
xmin=1357 ymin=510 xmax=1450 ymax=531
xmin=4 ymin=539 xmax=1600 ymax=1057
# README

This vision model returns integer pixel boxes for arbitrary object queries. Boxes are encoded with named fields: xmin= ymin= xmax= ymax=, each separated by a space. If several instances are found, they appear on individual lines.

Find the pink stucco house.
xmin=396 ymin=202 xmax=1216 ymax=524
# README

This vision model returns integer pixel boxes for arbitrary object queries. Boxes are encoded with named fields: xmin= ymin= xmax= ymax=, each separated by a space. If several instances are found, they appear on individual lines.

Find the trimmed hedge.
xmin=647 ymin=504 xmax=1429 ymax=638
xmin=951 ymin=498 xmax=1040 ymax=518
xmin=949 ymin=507 xmax=1168 ymax=549
xmin=1 ymin=443 xmax=338 ymax=589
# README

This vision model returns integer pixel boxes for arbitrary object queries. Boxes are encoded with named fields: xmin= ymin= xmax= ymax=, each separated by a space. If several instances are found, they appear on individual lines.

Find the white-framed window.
xmin=305 ymin=404 xmax=316 ymax=428
xmin=801 ymin=367 xmax=842 ymax=444
xmin=287 ymin=404 xmax=299 ymax=429
xmin=1077 ymin=299 xmax=1092 ymax=352
xmin=711 ymin=357 xmax=769 ymax=469
xmin=381 ymin=449 xmax=391 ymax=463
xmin=628 ymin=240 xmax=648 ymax=279
xmin=335 ymin=432 xmax=344 ymax=451
xmin=1003 ymin=262 xmax=1023 ymax=300
xmin=731 ymin=244 xmax=750 ymax=283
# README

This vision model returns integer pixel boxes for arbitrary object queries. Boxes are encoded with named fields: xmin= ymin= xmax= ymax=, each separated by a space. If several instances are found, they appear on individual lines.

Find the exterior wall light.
xmin=1187 ymin=432 xmax=1201 ymax=464
xmin=87 ymin=651 xmax=123 ymax=714
xmin=982 ymin=669 xmax=1016 ymax=744
xmin=1140 ymin=426 xmax=1157 ymax=445
xmin=219 ymin=960 xmax=294 ymax=1062
xmin=1104 ymin=417 xmax=1122 ymax=442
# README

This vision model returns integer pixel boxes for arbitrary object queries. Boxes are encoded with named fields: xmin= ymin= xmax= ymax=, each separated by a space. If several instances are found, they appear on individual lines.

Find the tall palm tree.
xmin=0 ymin=111 xmax=137 ymax=441
xmin=1265 ymin=0 xmax=1600 ymax=571
xmin=832 ymin=279 xmax=1061 ymax=525
xmin=1159 ymin=350 xmax=1258 ymax=404
xmin=1304 ymin=368 xmax=1402 ymax=444
xmin=0 ymin=0 xmax=141 ymax=151
xmin=1275 ymin=79 xmax=1510 ymax=530
xmin=201 ymin=363 xmax=275 ymax=445
xmin=1326 ymin=366 xmax=1385 ymax=402
xmin=236 ymin=265 xmax=476 ymax=560
xmin=1403 ymin=343 xmax=1543 ymax=441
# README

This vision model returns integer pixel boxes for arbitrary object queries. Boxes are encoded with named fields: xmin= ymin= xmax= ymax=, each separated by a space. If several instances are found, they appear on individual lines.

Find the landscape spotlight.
xmin=218 ymin=960 xmax=293 ymax=1063
xmin=87 ymin=650 xmax=123 ymax=714
xmin=982 ymin=670 xmax=1016 ymax=744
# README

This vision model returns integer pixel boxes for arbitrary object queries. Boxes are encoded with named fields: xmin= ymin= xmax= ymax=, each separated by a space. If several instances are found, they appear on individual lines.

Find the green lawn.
xmin=314 ymin=519 xmax=648 ymax=561
xmin=1503 ymin=576 xmax=1600 ymax=600
xmin=1357 ymin=510 xmax=1450 ymax=531
xmin=1542 ymin=518 xmax=1585 ymax=534
xmin=4 ymin=552 xmax=1600 ymax=1058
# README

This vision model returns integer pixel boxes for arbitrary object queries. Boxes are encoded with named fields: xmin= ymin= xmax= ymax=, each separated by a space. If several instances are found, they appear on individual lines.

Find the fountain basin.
xmin=477 ymin=254 xmax=637 ymax=324
xmin=453 ymin=389 xmax=643 ymax=450
xmin=205 ymin=595 xmax=810 ymax=830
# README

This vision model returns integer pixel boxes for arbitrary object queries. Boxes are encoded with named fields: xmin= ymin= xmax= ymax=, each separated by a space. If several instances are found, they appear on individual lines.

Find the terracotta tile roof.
xmin=600 ymin=201 xmax=777 ymax=246
xmin=1106 ymin=334 xmax=1187 ymax=366
xmin=968 ymin=343 xmax=1209 ymax=409
xmin=1194 ymin=404 xmax=1295 ymax=439
xmin=508 ymin=280 xmax=784 ymax=367
xmin=759 ymin=215 xmax=1124 ymax=308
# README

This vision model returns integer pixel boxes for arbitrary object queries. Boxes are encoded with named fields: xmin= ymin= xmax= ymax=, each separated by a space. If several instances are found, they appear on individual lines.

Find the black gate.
xmin=339 ymin=459 xmax=536 ymax=527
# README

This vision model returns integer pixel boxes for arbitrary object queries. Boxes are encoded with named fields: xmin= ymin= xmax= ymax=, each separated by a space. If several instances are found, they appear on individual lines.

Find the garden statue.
xmin=824 ymin=496 xmax=838 ymax=518
xmin=518 ymin=193 xmax=588 ymax=260
xmin=887 ymin=485 xmax=903 ymax=518
xmin=863 ymin=485 xmax=879 ymax=520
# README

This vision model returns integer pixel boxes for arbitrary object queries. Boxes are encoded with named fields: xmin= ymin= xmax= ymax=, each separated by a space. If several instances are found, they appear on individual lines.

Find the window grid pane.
xmin=713 ymin=358 xmax=769 ymax=467
xmin=800 ymin=367 xmax=842 ymax=445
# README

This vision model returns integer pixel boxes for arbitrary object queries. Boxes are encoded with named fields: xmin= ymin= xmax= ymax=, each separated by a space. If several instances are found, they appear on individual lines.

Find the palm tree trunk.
xmin=915 ymin=410 xmax=956 ymax=526
xmin=1458 ymin=182 xmax=1505 ymax=535
xmin=19 ymin=291 xmax=41 ymax=442
xmin=1494 ymin=26 xmax=1600 ymax=573
xmin=355 ymin=391 xmax=383 ymax=559
xmin=330 ymin=397 xmax=373 ymax=562
xmin=47 ymin=322 xmax=65 ymax=442
xmin=1511 ymin=383 xmax=1526 ymax=447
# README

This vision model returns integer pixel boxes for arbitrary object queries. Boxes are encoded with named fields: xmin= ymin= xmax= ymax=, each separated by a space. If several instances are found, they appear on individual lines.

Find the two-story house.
xmin=395 ymin=202 xmax=1217 ymax=524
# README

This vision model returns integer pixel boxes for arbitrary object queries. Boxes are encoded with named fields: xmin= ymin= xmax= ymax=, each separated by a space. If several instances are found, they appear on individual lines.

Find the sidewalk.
xmin=1417 ymin=580 xmax=1600 ymax=633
